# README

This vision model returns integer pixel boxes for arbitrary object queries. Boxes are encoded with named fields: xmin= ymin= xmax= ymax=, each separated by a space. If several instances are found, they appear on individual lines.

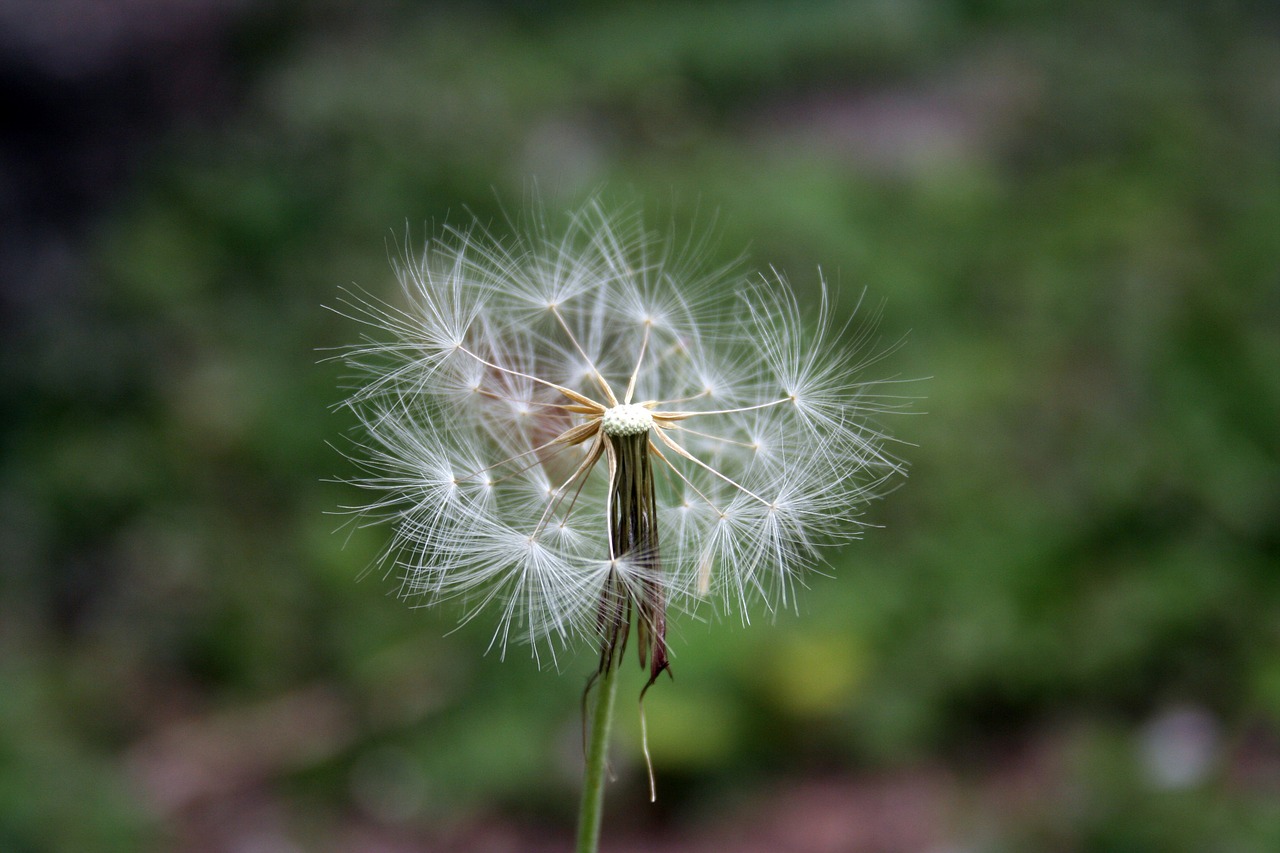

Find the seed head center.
xmin=601 ymin=403 xmax=653 ymax=437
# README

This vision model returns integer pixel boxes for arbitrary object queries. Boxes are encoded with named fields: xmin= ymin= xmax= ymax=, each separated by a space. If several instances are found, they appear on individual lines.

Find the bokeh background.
xmin=3 ymin=1 xmax=1279 ymax=851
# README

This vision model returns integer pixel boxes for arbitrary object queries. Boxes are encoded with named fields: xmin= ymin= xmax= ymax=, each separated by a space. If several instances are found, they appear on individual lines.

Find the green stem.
xmin=575 ymin=660 xmax=620 ymax=853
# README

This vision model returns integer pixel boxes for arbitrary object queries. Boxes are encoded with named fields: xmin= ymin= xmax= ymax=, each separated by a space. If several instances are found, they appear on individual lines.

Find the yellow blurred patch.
xmin=757 ymin=632 xmax=867 ymax=717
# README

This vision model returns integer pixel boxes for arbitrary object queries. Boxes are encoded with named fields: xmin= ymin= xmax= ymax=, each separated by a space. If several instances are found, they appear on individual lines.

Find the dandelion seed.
xmin=332 ymin=201 xmax=908 ymax=832
xmin=337 ymin=200 xmax=907 ymax=650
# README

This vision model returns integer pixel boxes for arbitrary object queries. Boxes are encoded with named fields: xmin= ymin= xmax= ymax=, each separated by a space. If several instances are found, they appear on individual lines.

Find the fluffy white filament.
xmin=335 ymin=203 xmax=905 ymax=660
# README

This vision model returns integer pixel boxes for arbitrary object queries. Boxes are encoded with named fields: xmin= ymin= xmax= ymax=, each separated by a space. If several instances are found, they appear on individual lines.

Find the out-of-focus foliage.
xmin=2 ymin=1 xmax=1278 ymax=850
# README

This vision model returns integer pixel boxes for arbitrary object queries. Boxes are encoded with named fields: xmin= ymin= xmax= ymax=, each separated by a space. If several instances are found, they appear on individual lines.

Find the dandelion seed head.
xmin=334 ymin=202 xmax=908 ymax=658
xmin=601 ymin=403 xmax=654 ymax=437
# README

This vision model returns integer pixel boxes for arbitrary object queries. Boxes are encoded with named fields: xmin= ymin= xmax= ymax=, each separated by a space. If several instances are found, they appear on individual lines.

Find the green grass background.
xmin=2 ymin=1 xmax=1278 ymax=850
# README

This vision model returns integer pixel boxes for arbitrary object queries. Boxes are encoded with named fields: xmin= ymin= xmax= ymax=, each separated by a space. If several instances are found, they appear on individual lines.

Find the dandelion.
xmin=334 ymin=202 xmax=906 ymax=852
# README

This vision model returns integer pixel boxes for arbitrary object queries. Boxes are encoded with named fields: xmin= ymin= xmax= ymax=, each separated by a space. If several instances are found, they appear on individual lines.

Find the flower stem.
xmin=576 ymin=660 xmax=620 ymax=853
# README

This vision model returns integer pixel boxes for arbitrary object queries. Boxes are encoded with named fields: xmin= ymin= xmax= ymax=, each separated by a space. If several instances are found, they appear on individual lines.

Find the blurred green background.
xmin=2 ymin=1 xmax=1278 ymax=850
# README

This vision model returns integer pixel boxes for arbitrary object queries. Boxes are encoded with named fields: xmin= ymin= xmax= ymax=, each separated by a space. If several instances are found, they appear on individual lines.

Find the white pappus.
xmin=333 ymin=202 xmax=908 ymax=674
